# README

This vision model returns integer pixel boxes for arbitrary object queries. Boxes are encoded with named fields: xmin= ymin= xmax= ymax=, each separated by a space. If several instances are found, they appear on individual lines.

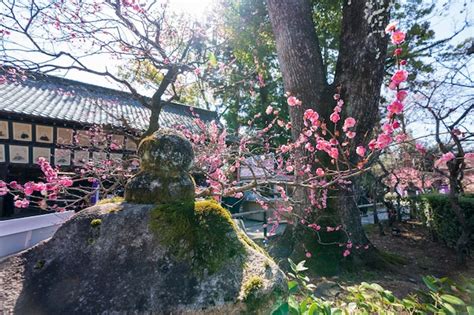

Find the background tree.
xmin=0 ymin=0 xmax=212 ymax=136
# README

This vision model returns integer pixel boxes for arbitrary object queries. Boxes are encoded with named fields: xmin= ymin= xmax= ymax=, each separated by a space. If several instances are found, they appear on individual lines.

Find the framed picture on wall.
xmin=92 ymin=151 xmax=107 ymax=162
xmin=73 ymin=150 xmax=89 ymax=165
xmin=9 ymin=145 xmax=29 ymax=164
xmin=0 ymin=121 xmax=9 ymax=139
xmin=109 ymin=153 xmax=123 ymax=162
xmin=36 ymin=125 xmax=54 ymax=143
xmin=0 ymin=144 xmax=5 ymax=162
xmin=55 ymin=149 xmax=71 ymax=166
xmin=33 ymin=147 xmax=51 ymax=163
xmin=125 ymin=137 xmax=138 ymax=151
xmin=111 ymin=134 xmax=124 ymax=150
xmin=12 ymin=122 xmax=32 ymax=142
xmin=76 ymin=130 xmax=90 ymax=147
xmin=57 ymin=128 xmax=73 ymax=145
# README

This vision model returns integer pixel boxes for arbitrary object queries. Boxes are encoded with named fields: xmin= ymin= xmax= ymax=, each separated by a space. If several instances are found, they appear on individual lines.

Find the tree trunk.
xmin=267 ymin=0 xmax=391 ymax=271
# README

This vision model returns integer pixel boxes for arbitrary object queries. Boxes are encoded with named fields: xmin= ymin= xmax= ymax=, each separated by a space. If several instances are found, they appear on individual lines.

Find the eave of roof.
xmin=0 ymin=72 xmax=217 ymax=131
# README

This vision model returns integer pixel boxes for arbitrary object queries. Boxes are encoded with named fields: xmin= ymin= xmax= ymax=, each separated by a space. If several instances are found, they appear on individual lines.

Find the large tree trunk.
xmin=267 ymin=0 xmax=391 ymax=271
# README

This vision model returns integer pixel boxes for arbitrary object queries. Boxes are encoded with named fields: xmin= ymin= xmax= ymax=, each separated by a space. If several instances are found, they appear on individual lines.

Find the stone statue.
xmin=125 ymin=129 xmax=195 ymax=204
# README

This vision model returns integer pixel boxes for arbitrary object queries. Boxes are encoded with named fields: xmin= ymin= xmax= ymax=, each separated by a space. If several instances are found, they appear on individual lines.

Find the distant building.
xmin=0 ymin=73 xmax=216 ymax=218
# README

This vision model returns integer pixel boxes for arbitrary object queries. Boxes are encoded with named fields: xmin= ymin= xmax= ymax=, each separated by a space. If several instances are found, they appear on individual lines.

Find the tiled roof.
xmin=0 ymin=73 xmax=217 ymax=131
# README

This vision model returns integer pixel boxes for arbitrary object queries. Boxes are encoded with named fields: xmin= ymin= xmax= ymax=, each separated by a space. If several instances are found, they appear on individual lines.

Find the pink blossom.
xmin=304 ymin=109 xmax=319 ymax=125
xmin=329 ymin=148 xmax=339 ymax=159
xmin=382 ymin=123 xmax=394 ymax=134
xmin=346 ymin=131 xmax=356 ymax=139
xmin=391 ymin=70 xmax=408 ymax=85
xmin=391 ymin=30 xmax=406 ymax=45
xmin=415 ymin=143 xmax=427 ymax=154
xmin=14 ymin=198 xmax=30 ymax=208
xmin=286 ymin=165 xmax=294 ymax=172
xmin=330 ymin=112 xmax=340 ymax=123
xmin=343 ymin=249 xmax=351 ymax=257
xmin=395 ymin=133 xmax=408 ymax=143
xmin=343 ymin=117 xmax=356 ymax=131
xmin=387 ymin=100 xmax=404 ymax=114
xmin=356 ymin=146 xmax=366 ymax=157
xmin=392 ymin=121 xmax=400 ymax=129
xmin=316 ymin=168 xmax=325 ymax=177
xmin=435 ymin=152 xmax=455 ymax=166
xmin=393 ymin=48 xmax=403 ymax=56
xmin=376 ymin=133 xmax=392 ymax=149
xmin=385 ymin=21 xmax=397 ymax=33
xmin=368 ymin=139 xmax=377 ymax=150
xmin=287 ymin=96 xmax=302 ymax=107
xmin=326 ymin=226 xmax=335 ymax=232
xmin=277 ymin=119 xmax=285 ymax=127
xmin=396 ymin=90 xmax=408 ymax=101
xmin=305 ymin=252 xmax=312 ymax=258
xmin=0 ymin=76 xmax=6 ymax=85
xmin=388 ymin=81 xmax=397 ymax=90
xmin=308 ymin=223 xmax=321 ymax=231
xmin=265 ymin=105 xmax=273 ymax=115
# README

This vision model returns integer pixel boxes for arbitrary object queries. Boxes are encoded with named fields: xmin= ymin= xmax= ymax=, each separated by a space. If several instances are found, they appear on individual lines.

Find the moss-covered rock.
xmin=149 ymin=199 xmax=245 ymax=273
xmin=0 ymin=202 xmax=287 ymax=314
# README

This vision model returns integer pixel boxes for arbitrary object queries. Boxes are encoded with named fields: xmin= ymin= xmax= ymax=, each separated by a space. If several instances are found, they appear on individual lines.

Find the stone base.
xmin=0 ymin=201 xmax=286 ymax=314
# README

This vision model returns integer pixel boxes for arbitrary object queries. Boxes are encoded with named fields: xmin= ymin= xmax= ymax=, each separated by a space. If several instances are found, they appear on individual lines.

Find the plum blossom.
xmin=396 ymin=90 xmax=408 ymax=101
xmin=391 ymin=30 xmax=406 ymax=45
xmin=287 ymin=96 xmax=302 ymax=107
xmin=385 ymin=21 xmax=397 ymax=33
xmin=330 ymin=112 xmax=340 ymax=123
xmin=265 ymin=105 xmax=273 ymax=115
xmin=316 ymin=168 xmax=325 ymax=177
xmin=356 ymin=146 xmax=366 ymax=157
xmin=387 ymin=100 xmax=404 ymax=114
xmin=435 ymin=152 xmax=455 ymax=167
xmin=342 ymin=117 xmax=356 ymax=131
xmin=391 ymin=70 xmax=408 ymax=85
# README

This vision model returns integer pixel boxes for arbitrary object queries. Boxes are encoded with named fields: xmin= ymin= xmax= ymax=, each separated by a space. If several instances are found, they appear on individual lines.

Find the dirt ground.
xmin=330 ymin=221 xmax=474 ymax=298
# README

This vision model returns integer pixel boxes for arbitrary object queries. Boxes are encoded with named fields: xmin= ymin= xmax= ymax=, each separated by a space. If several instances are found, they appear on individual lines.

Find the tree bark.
xmin=267 ymin=0 xmax=391 ymax=268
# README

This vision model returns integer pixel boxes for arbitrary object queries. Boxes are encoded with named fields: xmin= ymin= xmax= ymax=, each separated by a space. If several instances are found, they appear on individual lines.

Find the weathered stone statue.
xmin=125 ymin=129 xmax=196 ymax=204
xmin=0 ymin=128 xmax=286 ymax=314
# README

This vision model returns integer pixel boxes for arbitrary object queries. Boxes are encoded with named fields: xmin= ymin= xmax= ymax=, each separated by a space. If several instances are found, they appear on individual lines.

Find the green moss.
xmin=237 ymin=230 xmax=272 ymax=260
xmin=149 ymin=199 xmax=245 ymax=274
xmin=97 ymin=197 xmax=124 ymax=205
xmin=34 ymin=260 xmax=45 ymax=270
xmin=90 ymin=219 xmax=102 ymax=228
xmin=242 ymin=276 xmax=264 ymax=301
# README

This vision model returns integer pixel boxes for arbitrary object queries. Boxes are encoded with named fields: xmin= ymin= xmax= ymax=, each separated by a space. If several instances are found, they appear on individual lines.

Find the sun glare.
xmin=168 ymin=0 xmax=216 ymax=18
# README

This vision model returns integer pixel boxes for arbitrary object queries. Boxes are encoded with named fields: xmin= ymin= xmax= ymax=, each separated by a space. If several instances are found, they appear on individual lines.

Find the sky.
xmin=3 ymin=0 xmax=472 ymax=139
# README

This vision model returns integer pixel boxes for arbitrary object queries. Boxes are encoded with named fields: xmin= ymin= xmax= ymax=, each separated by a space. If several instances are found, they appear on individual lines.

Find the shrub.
xmin=272 ymin=260 xmax=474 ymax=315
xmin=413 ymin=194 xmax=474 ymax=249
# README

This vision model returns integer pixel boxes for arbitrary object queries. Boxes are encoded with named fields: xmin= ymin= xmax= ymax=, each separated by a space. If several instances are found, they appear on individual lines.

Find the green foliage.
xmin=272 ymin=260 xmax=474 ymax=315
xmin=414 ymin=194 xmax=474 ymax=249
xmin=149 ymin=199 xmax=245 ymax=274
xmin=90 ymin=219 xmax=102 ymax=228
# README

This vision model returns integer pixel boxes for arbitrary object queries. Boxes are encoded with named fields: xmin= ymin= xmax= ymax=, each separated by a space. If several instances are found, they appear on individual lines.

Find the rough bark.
xmin=267 ymin=0 xmax=391 ymax=269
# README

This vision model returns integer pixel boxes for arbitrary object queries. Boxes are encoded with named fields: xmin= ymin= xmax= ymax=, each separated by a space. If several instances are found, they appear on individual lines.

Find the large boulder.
xmin=0 ymin=200 xmax=286 ymax=314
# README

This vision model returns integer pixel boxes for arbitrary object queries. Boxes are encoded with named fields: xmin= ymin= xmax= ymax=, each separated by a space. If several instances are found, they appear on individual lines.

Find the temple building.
xmin=0 ymin=73 xmax=217 ymax=218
